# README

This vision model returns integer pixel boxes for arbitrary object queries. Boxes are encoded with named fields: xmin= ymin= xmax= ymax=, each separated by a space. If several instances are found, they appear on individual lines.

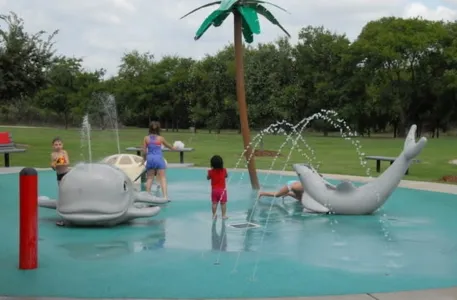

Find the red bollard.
xmin=19 ymin=167 xmax=38 ymax=270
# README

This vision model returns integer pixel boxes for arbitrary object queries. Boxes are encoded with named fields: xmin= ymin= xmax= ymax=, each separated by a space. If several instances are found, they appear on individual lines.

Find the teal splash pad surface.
xmin=1 ymin=168 xmax=457 ymax=298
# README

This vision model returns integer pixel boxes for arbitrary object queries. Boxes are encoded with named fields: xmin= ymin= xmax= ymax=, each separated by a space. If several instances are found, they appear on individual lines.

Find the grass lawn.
xmin=1 ymin=126 xmax=456 ymax=182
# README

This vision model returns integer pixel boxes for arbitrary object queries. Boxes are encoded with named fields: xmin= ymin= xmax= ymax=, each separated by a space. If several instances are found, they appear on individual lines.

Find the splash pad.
xmin=3 ymin=168 xmax=457 ymax=298
xmin=6 ymin=109 xmax=457 ymax=298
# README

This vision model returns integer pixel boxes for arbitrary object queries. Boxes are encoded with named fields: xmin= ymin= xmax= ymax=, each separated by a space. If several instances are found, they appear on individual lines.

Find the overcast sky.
xmin=1 ymin=0 xmax=456 ymax=76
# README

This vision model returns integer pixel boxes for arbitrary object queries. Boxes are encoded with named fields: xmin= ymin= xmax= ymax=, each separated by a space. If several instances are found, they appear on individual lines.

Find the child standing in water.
xmin=50 ymin=137 xmax=70 ymax=185
xmin=207 ymin=155 xmax=228 ymax=220
xmin=142 ymin=121 xmax=175 ymax=200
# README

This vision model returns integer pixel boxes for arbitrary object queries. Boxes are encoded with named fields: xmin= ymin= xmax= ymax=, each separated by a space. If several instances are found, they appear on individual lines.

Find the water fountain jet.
xmin=81 ymin=114 xmax=92 ymax=164
xmin=96 ymin=92 xmax=121 ymax=154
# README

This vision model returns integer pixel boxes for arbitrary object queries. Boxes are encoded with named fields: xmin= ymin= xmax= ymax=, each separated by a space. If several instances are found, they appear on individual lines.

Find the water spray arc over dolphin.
xmin=293 ymin=125 xmax=427 ymax=215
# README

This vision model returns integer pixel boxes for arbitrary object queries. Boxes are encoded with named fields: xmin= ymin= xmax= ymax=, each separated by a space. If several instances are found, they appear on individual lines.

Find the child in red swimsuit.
xmin=207 ymin=155 xmax=228 ymax=220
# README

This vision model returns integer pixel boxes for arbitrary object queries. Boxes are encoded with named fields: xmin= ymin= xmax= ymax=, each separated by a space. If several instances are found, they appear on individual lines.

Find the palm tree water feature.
xmin=181 ymin=0 xmax=290 ymax=190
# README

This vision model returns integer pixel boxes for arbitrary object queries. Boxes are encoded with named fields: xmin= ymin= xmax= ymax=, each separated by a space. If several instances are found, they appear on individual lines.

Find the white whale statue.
xmin=38 ymin=163 xmax=170 ymax=226
xmin=293 ymin=124 xmax=427 ymax=215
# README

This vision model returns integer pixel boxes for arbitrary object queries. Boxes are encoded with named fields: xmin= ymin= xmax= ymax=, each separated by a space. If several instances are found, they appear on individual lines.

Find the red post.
xmin=19 ymin=167 xmax=38 ymax=270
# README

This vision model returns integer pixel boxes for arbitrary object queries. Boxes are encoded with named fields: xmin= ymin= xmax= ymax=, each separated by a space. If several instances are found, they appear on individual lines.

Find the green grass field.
xmin=2 ymin=126 xmax=456 ymax=182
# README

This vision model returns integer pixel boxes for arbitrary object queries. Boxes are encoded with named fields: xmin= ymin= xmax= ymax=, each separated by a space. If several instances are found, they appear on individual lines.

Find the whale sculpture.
xmin=293 ymin=124 xmax=427 ymax=215
xmin=38 ymin=163 xmax=170 ymax=226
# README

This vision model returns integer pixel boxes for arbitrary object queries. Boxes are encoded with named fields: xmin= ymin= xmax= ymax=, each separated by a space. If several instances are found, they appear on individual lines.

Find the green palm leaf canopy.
xmin=180 ymin=0 xmax=290 ymax=43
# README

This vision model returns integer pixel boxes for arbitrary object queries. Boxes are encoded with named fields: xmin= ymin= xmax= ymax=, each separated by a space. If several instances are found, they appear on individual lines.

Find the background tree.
xmin=1 ymin=11 xmax=457 ymax=142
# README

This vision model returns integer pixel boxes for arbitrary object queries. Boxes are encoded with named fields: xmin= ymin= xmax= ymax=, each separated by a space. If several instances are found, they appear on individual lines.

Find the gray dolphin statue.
xmin=293 ymin=124 xmax=427 ymax=215
xmin=38 ymin=163 xmax=170 ymax=226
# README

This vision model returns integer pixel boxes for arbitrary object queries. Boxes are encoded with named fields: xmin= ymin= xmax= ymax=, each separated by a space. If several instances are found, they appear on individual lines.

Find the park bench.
xmin=365 ymin=155 xmax=420 ymax=175
xmin=0 ymin=132 xmax=26 ymax=167
xmin=125 ymin=146 xmax=194 ymax=164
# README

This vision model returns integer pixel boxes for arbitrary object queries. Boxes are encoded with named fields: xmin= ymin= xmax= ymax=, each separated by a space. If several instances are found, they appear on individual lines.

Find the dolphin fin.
xmin=335 ymin=181 xmax=356 ymax=193
xmin=403 ymin=125 xmax=427 ymax=160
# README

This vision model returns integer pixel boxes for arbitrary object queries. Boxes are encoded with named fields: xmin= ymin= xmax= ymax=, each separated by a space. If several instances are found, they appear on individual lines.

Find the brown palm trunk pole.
xmin=233 ymin=11 xmax=260 ymax=190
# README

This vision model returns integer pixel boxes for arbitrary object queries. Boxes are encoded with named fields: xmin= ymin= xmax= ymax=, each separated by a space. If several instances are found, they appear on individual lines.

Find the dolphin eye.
xmin=123 ymin=181 xmax=127 ymax=191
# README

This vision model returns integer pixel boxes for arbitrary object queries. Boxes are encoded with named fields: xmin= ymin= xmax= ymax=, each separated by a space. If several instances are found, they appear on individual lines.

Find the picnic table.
xmin=0 ymin=132 xmax=26 ymax=167
xmin=126 ymin=147 xmax=194 ymax=164
xmin=365 ymin=155 xmax=420 ymax=175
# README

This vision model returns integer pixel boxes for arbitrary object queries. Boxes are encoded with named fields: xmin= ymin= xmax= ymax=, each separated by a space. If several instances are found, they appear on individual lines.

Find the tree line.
xmin=1 ymin=12 xmax=456 ymax=137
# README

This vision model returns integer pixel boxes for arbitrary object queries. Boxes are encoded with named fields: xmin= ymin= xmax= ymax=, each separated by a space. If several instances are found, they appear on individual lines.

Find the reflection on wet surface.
xmin=48 ymin=194 xmax=457 ymax=278
xmin=212 ymin=221 xmax=227 ymax=252
xmin=59 ymin=221 xmax=166 ymax=260
xmin=1 ymin=169 xmax=457 ymax=298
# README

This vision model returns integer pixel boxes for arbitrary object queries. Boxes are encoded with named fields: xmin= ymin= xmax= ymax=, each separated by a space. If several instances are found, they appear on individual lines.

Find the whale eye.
xmin=123 ymin=181 xmax=127 ymax=191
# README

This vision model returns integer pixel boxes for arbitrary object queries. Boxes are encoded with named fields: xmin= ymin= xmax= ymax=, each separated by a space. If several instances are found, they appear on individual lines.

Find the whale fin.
xmin=38 ymin=196 xmax=57 ymax=209
xmin=134 ymin=191 xmax=170 ymax=205
xmin=335 ymin=181 xmax=356 ymax=193
xmin=403 ymin=125 xmax=427 ymax=160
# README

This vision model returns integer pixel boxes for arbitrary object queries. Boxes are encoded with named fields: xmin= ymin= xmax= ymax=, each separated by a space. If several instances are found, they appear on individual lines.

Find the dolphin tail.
xmin=403 ymin=124 xmax=427 ymax=160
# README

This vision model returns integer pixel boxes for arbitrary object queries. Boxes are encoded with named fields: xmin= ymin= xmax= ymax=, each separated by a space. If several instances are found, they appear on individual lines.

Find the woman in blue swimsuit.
xmin=142 ymin=121 xmax=175 ymax=199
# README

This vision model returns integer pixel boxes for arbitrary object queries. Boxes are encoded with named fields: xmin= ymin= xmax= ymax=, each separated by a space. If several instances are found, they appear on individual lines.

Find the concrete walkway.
xmin=1 ymin=167 xmax=456 ymax=299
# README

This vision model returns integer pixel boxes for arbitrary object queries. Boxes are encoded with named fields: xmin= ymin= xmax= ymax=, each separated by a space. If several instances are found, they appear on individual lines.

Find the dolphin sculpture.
xmin=38 ymin=163 xmax=170 ymax=226
xmin=293 ymin=124 xmax=427 ymax=215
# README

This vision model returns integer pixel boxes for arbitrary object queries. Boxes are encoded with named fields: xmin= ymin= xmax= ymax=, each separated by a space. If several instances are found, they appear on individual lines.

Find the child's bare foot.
xmin=212 ymin=214 xmax=217 ymax=220
xmin=222 ymin=215 xmax=228 ymax=219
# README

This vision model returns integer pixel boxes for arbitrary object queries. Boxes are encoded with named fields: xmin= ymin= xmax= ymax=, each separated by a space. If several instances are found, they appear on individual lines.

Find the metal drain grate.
xmin=228 ymin=222 xmax=260 ymax=229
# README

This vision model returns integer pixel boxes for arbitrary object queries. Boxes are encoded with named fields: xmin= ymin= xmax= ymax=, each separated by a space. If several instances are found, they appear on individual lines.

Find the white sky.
xmin=1 ymin=0 xmax=456 ymax=76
